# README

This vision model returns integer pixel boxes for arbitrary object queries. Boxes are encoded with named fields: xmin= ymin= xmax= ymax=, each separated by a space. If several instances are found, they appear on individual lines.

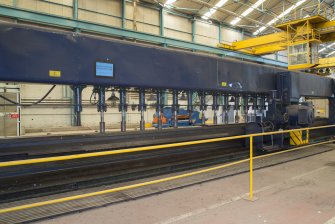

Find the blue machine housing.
xmin=0 ymin=23 xmax=333 ymax=101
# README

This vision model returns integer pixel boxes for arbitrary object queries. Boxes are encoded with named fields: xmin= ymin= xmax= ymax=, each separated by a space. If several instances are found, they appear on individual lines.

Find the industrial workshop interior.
xmin=1 ymin=0 xmax=335 ymax=223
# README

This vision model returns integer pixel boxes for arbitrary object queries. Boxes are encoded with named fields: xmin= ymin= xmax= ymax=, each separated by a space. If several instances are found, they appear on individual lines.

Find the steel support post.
xmin=244 ymin=95 xmax=249 ymax=123
xmin=119 ymin=88 xmax=127 ymax=132
xmin=253 ymin=95 xmax=258 ymax=122
xmin=234 ymin=95 xmax=240 ymax=123
xmin=187 ymin=90 xmax=193 ymax=125
xmin=172 ymin=90 xmax=179 ymax=128
xmin=260 ymin=95 xmax=266 ymax=121
xmin=200 ymin=91 xmax=206 ymax=125
xmin=97 ymin=86 xmax=107 ymax=133
xmin=138 ymin=89 xmax=146 ymax=131
xmin=212 ymin=92 xmax=218 ymax=125
xmin=156 ymin=90 xmax=163 ymax=130
xmin=224 ymin=94 xmax=229 ymax=124
xmin=72 ymin=85 xmax=85 ymax=126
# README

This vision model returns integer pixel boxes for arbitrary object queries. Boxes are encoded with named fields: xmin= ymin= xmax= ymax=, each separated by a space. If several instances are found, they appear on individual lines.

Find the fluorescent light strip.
xmin=253 ymin=0 xmax=307 ymax=35
xmin=319 ymin=42 xmax=335 ymax=53
xmin=326 ymin=51 xmax=335 ymax=57
xmin=164 ymin=0 xmax=177 ymax=7
xmin=201 ymin=0 xmax=229 ymax=20
xmin=230 ymin=0 xmax=266 ymax=26
xmin=319 ymin=48 xmax=327 ymax=53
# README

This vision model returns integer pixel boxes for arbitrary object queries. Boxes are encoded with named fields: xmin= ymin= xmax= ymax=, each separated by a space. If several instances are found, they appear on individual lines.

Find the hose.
xmin=0 ymin=85 xmax=56 ymax=107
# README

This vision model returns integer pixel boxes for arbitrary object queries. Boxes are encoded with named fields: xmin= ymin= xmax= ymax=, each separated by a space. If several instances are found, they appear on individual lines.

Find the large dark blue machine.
xmin=0 ymin=22 xmax=334 ymax=139
xmin=0 ymin=23 xmax=332 ymax=96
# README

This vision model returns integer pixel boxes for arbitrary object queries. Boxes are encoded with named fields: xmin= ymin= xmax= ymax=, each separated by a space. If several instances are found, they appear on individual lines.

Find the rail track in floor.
xmin=0 ymin=120 xmax=333 ymax=223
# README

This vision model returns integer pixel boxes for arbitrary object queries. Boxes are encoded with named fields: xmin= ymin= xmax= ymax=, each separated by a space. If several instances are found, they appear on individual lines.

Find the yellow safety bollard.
xmin=249 ymin=136 xmax=253 ymax=201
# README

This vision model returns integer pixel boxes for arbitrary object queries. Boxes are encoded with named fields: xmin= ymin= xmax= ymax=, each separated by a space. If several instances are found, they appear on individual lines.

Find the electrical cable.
xmin=0 ymin=85 xmax=56 ymax=107
xmin=89 ymin=91 xmax=97 ymax=105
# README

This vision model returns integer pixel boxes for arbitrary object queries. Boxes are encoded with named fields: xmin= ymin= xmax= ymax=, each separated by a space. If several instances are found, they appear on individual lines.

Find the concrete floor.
xmin=41 ymin=149 xmax=335 ymax=224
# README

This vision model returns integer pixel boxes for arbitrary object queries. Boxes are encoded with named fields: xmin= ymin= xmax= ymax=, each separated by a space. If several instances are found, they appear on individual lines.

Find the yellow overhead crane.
xmin=218 ymin=15 xmax=335 ymax=75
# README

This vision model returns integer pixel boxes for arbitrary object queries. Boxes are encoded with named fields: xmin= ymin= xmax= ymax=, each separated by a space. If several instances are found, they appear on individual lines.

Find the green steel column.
xmin=191 ymin=18 xmax=196 ymax=52
xmin=218 ymin=23 xmax=222 ymax=43
xmin=13 ymin=0 xmax=17 ymax=7
xmin=219 ymin=23 xmax=225 ymax=58
xmin=73 ymin=0 xmax=78 ymax=20
xmin=159 ymin=7 xmax=164 ymax=36
xmin=160 ymin=7 xmax=167 ymax=47
xmin=73 ymin=0 xmax=80 ymax=32
xmin=191 ymin=18 xmax=196 ymax=42
xmin=122 ymin=0 xmax=126 ymax=29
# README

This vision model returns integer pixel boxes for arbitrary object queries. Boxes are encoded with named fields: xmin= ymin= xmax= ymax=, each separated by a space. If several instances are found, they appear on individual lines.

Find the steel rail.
xmin=0 ymin=139 xmax=333 ymax=214
xmin=0 ymin=124 xmax=334 ymax=168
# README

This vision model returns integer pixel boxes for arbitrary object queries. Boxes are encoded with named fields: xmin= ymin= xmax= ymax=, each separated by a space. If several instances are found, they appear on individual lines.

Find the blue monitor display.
xmin=96 ymin=61 xmax=114 ymax=78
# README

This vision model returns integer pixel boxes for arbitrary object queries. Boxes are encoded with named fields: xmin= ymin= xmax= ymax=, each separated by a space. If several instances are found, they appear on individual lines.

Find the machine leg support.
xmin=213 ymin=111 xmax=217 ymax=125
xmin=140 ymin=111 xmax=145 ymax=131
xmin=139 ymin=89 xmax=146 ymax=131
xmin=99 ymin=121 xmax=105 ymax=134
xmin=96 ymin=86 xmax=107 ymax=134
xmin=173 ymin=110 xmax=178 ymax=128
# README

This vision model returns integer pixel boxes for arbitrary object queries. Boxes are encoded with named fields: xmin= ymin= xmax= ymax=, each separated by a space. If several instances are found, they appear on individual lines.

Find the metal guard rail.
xmin=0 ymin=124 xmax=334 ymax=214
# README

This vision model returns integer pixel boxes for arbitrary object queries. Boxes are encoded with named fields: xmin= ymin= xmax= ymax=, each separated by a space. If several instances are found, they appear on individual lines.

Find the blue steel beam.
xmin=0 ymin=5 xmax=287 ymax=67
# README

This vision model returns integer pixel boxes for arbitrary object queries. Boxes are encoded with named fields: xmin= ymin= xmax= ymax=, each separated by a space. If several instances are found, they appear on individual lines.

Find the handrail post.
xmin=249 ymin=135 xmax=253 ymax=201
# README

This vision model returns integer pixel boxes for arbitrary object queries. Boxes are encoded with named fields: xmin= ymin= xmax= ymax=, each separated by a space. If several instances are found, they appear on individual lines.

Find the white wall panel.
xmin=164 ymin=13 xmax=192 ymax=41
xmin=79 ymin=0 xmax=121 ymax=17
xmin=221 ymin=28 xmax=243 ymax=44
xmin=125 ymin=3 xmax=159 ymax=35
xmin=20 ymin=84 xmax=66 ymax=99
xmin=78 ymin=0 xmax=121 ymax=27
xmin=165 ymin=28 xmax=192 ymax=41
xmin=0 ymin=0 xmax=13 ymax=6
xmin=164 ymin=13 xmax=191 ymax=32
xmin=16 ymin=0 xmax=73 ymax=18
xmin=78 ymin=9 xmax=121 ymax=27
xmin=195 ymin=21 xmax=219 ymax=46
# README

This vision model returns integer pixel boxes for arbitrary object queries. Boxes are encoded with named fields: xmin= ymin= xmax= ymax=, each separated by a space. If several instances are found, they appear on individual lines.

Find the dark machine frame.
xmin=0 ymin=23 xmax=334 ymax=135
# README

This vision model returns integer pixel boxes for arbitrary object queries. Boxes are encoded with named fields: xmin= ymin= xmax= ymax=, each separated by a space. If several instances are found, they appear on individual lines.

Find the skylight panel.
xmin=253 ymin=0 xmax=307 ymax=35
xmin=164 ymin=0 xmax=177 ymax=8
xmin=201 ymin=0 xmax=229 ymax=20
xmin=230 ymin=0 xmax=266 ymax=26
